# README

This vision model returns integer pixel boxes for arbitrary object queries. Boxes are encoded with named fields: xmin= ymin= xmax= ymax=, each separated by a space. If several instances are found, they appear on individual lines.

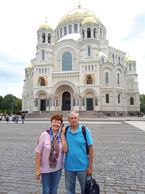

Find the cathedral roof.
xmin=58 ymin=7 xmax=100 ymax=26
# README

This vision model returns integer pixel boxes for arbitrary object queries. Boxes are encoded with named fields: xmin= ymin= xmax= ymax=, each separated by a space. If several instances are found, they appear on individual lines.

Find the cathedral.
xmin=22 ymin=3 xmax=140 ymax=116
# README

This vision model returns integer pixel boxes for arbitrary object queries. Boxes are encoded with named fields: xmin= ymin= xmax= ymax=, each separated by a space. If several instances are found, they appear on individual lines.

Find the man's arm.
xmin=87 ymin=145 xmax=94 ymax=175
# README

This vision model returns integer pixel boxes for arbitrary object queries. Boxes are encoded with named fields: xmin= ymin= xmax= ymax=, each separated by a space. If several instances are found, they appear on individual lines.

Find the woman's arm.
xmin=35 ymin=152 xmax=41 ymax=180
xmin=61 ymin=127 xmax=68 ymax=152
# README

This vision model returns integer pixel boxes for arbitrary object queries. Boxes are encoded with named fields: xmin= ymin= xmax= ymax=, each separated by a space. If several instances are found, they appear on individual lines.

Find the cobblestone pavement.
xmin=0 ymin=121 xmax=145 ymax=194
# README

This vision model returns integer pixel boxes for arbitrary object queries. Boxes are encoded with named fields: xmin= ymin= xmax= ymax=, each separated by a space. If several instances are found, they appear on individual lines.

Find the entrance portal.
xmin=40 ymin=99 xmax=46 ymax=111
xmin=86 ymin=98 xmax=93 ymax=110
xmin=62 ymin=92 xmax=71 ymax=110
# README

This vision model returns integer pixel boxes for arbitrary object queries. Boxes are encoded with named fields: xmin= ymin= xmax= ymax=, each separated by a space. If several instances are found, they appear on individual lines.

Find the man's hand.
xmin=87 ymin=166 xmax=92 ymax=176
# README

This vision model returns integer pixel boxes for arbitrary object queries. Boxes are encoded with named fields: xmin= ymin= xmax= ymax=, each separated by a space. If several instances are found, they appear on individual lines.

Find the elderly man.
xmin=63 ymin=111 xmax=94 ymax=194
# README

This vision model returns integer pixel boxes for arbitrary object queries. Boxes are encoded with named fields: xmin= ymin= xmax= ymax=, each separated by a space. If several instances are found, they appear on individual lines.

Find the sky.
xmin=0 ymin=0 xmax=145 ymax=99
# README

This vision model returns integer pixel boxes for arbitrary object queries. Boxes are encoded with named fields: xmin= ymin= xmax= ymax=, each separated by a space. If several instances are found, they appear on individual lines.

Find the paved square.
xmin=0 ymin=121 xmax=145 ymax=194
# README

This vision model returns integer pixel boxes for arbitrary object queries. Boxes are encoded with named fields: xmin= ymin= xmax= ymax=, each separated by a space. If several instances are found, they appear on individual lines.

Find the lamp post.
xmin=11 ymin=102 xmax=14 ymax=114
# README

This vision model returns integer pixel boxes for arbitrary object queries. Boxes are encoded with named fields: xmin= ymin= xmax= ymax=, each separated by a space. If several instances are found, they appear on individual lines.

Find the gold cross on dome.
xmin=78 ymin=0 xmax=82 ymax=8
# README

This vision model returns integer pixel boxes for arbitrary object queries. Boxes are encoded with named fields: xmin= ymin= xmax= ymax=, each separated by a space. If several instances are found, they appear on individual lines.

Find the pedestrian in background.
xmin=21 ymin=114 xmax=25 ymax=124
xmin=35 ymin=113 xmax=67 ymax=194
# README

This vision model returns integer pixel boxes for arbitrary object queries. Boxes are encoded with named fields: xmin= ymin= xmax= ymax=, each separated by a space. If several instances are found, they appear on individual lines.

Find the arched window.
xmin=93 ymin=28 xmax=96 ymax=38
xmin=101 ymin=57 xmax=104 ymax=64
xmin=118 ymin=94 xmax=120 ymax=103
xmin=130 ymin=97 xmax=134 ymax=105
xmin=112 ymin=54 xmax=115 ymax=64
xmin=100 ymin=28 xmax=102 ymax=37
xmin=69 ymin=25 xmax=72 ymax=34
xmin=82 ymin=29 xmax=85 ymax=39
xmin=57 ymin=30 xmax=59 ymax=39
xmin=106 ymin=94 xmax=109 ymax=103
xmin=87 ymin=28 xmax=91 ymax=38
xmin=64 ymin=26 xmax=67 ymax=35
xmin=95 ymin=97 xmax=98 ymax=106
xmin=39 ymin=77 xmax=45 ymax=86
xmin=48 ymin=34 xmax=51 ymax=43
xmin=74 ymin=24 xmax=78 ymax=33
xmin=86 ymin=75 xmax=93 ymax=84
xmin=42 ymin=33 xmax=45 ymax=43
xmin=117 ymin=73 xmax=120 ymax=85
xmin=129 ymin=80 xmax=134 ymax=89
xmin=118 ymin=57 xmax=121 ymax=64
xmin=87 ymin=46 xmax=91 ymax=56
xmin=82 ymin=97 xmax=85 ymax=106
xmin=105 ymin=72 xmax=109 ymax=84
xmin=60 ymin=28 xmax=62 ymax=37
xmin=42 ymin=50 xmax=45 ymax=60
xmin=62 ymin=52 xmax=72 ymax=71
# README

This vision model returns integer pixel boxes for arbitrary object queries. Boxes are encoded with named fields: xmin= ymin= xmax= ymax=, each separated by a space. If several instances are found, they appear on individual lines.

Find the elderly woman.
xmin=35 ymin=114 xmax=67 ymax=194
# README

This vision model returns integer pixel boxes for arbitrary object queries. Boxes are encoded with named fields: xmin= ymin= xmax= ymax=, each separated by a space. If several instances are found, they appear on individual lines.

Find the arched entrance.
xmin=40 ymin=99 xmax=46 ymax=111
xmin=62 ymin=91 xmax=71 ymax=110
xmin=37 ymin=92 xmax=47 ymax=111
xmin=86 ymin=98 xmax=93 ymax=110
xmin=86 ymin=92 xmax=94 ymax=111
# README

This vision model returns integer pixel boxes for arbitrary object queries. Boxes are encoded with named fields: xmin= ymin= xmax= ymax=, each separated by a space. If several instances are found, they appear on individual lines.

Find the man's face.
xmin=68 ymin=112 xmax=79 ymax=126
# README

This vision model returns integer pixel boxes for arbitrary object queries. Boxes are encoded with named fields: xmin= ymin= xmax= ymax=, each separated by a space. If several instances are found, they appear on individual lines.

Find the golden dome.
xmin=82 ymin=17 xmax=97 ymax=25
xmin=26 ymin=63 xmax=33 ymax=68
xmin=126 ymin=53 xmax=135 ymax=61
xmin=58 ymin=7 xmax=99 ymax=26
xmin=39 ymin=22 xmax=52 ymax=30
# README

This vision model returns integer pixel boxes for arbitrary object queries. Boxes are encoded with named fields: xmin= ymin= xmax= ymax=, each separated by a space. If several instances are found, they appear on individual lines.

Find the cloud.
xmin=0 ymin=53 xmax=24 ymax=98
xmin=0 ymin=53 xmax=24 ymax=76
xmin=122 ymin=13 xmax=145 ymax=42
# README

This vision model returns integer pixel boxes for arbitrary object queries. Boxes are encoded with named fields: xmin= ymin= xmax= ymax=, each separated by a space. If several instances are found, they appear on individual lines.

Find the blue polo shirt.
xmin=64 ymin=124 xmax=93 ymax=171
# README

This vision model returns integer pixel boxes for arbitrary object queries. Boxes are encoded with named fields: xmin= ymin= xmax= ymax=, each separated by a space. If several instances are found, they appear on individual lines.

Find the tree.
xmin=0 ymin=96 xmax=4 ymax=111
xmin=1 ymin=94 xmax=22 ymax=114
xmin=140 ymin=94 xmax=145 ymax=114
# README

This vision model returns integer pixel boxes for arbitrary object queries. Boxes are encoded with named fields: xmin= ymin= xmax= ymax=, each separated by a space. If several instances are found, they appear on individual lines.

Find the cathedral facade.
xmin=22 ymin=5 xmax=140 ymax=116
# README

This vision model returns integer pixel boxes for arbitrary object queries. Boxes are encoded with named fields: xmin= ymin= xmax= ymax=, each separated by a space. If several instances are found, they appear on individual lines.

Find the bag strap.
xmin=82 ymin=126 xmax=86 ymax=141
xmin=82 ymin=126 xmax=89 ymax=154
xmin=65 ymin=125 xmax=69 ymax=136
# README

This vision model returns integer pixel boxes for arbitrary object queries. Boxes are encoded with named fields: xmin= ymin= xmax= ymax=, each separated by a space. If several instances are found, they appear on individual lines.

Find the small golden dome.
xmin=82 ymin=17 xmax=97 ymax=25
xmin=26 ymin=63 xmax=33 ymax=68
xmin=39 ymin=22 xmax=52 ymax=30
xmin=126 ymin=53 xmax=135 ymax=61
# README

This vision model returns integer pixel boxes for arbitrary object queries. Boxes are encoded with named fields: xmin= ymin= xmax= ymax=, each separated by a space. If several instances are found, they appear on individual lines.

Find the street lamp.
xmin=11 ymin=102 xmax=14 ymax=114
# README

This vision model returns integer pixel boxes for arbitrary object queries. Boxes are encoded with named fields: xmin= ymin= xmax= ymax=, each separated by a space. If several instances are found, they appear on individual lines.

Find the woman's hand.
xmin=61 ymin=127 xmax=66 ymax=134
xmin=35 ymin=169 xmax=40 ymax=180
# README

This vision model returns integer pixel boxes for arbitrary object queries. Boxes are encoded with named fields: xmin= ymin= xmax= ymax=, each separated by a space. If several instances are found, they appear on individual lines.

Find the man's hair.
xmin=68 ymin=111 xmax=79 ymax=118
xmin=51 ymin=113 xmax=63 ymax=124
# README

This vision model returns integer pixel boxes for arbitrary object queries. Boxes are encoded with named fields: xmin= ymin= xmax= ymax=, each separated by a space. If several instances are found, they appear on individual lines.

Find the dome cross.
xmin=78 ymin=0 xmax=82 ymax=8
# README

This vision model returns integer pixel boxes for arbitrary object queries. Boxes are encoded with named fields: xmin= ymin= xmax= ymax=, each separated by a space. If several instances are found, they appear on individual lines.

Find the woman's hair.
xmin=51 ymin=113 xmax=63 ymax=124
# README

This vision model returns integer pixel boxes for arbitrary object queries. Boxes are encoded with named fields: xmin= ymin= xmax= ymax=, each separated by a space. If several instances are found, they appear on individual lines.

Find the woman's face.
xmin=51 ymin=119 xmax=61 ymax=132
